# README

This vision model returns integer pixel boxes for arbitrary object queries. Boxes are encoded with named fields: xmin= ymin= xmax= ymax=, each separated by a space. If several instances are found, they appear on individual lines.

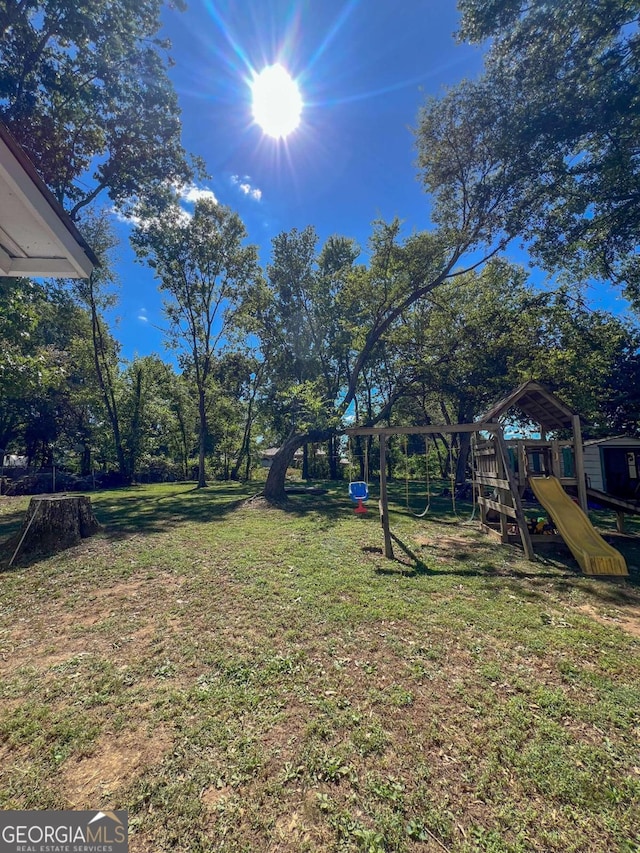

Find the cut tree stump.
xmin=7 ymin=494 xmax=100 ymax=565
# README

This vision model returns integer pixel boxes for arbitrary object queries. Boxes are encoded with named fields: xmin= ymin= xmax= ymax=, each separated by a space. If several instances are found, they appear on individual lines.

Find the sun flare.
xmin=251 ymin=64 xmax=302 ymax=139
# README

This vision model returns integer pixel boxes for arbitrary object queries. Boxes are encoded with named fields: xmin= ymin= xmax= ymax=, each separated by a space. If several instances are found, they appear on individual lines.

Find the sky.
xmin=108 ymin=0 xmax=487 ymax=360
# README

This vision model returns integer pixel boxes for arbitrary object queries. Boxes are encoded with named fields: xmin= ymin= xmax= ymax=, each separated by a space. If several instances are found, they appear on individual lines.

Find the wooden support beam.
xmin=572 ymin=415 xmax=588 ymax=513
xmin=551 ymin=439 xmax=561 ymax=479
xmin=478 ymin=497 xmax=518 ymax=519
xmin=475 ymin=474 xmax=512 ymax=490
xmin=493 ymin=430 xmax=535 ymax=560
xmin=379 ymin=433 xmax=393 ymax=559
xmin=345 ymin=422 xmax=501 ymax=437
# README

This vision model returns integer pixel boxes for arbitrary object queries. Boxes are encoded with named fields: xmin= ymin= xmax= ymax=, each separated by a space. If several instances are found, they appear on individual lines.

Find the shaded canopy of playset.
xmin=479 ymin=380 xmax=576 ymax=433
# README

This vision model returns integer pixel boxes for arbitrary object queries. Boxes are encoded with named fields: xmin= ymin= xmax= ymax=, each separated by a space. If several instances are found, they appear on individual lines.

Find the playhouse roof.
xmin=0 ymin=122 xmax=98 ymax=279
xmin=480 ymin=381 xmax=576 ymax=431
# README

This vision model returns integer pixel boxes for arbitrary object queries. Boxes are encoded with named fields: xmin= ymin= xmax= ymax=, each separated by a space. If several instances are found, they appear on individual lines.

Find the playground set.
xmin=346 ymin=381 xmax=633 ymax=577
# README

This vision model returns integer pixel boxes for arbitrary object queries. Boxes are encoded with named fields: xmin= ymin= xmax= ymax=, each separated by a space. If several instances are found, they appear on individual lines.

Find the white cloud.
xmin=178 ymin=182 xmax=218 ymax=205
xmin=109 ymin=181 xmax=211 ymax=230
xmin=138 ymin=308 xmax=149 ymax=323
xmin=110 ymin=207 xmax=143 ymax=227
xmin=231 ymin=174 xmax=263 ymax=201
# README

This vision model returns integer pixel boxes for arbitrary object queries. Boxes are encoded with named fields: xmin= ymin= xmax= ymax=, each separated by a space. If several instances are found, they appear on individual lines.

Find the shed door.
xmin=602 ymin=448 xmax=640 ymax=499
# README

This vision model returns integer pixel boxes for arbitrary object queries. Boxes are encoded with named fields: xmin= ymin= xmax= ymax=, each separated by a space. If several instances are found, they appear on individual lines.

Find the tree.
xmin=384 ymin=259 xmax=547 ymax=484
xmin=132 ymin=198 xmax=261 ymax=488
xmin=259 ymin=227 xmax=363 ymax=498
xmin=452 ymin=0 xmax=640 ymax=300
xmin=262 ymin=209 xmax=513 ymax=501
xmin=70 ymin=212 xmax=128 ymax=479
xmin=525 ymin=286 xmax=640 ymax=435
xmin=119 ymin=355 xmax=189 ymax=481
xmin=0 ymin=277 xmax=49 ymax=451
xmin=0 ymin=0 xmax=197 ymax=218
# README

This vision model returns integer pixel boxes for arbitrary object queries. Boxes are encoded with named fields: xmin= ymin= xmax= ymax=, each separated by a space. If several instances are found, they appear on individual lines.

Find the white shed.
xmin=583 ymin=437 xmax=640 ymax=499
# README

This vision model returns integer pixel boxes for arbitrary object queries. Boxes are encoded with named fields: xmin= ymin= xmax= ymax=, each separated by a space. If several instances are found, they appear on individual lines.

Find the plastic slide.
xmin=528 ymin=476 xmax=628 ymax=576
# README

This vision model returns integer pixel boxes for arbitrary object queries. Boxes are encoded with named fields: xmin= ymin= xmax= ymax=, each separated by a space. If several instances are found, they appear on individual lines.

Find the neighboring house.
xmin=583 ymin=437 xmax=640 ymax=499
xmin=2 ymin=455 xmax=28 ymax=468
xmin=260 ymin=447 xmax=304 ymax=468
xmin=0 ymin=121 xmax=97 ymax=279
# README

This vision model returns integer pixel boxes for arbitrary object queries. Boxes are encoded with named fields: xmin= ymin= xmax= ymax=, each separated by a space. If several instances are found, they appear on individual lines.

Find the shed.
xmin=583 ymin=437 xmax=640 ymax=499
xmin=0 ymin=122 xmax=97 ymax=278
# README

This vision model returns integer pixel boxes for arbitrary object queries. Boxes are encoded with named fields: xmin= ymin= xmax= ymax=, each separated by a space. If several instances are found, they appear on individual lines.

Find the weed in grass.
xmin=351 ymin=719 xmax=388 ymax=757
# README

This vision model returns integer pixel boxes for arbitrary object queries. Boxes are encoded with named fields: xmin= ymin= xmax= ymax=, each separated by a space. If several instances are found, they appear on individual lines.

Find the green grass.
xmin=1 ymin=481 xmax=639 ymax=852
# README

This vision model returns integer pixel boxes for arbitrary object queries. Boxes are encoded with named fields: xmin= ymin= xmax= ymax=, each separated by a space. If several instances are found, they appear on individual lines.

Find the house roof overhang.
xmin=479 ymin=380 xmax=577 ymax=431
xmin=0 ymin=123 xmax=98 ymax=279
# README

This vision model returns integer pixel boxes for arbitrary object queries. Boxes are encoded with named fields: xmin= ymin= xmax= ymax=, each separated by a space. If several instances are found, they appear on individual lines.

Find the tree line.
xmin=1 ymin=0 xmax=639 ymax=501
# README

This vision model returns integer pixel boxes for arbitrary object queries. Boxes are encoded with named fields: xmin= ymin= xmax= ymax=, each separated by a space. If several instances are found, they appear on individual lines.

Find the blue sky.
xmin=109 ymin=0 xmax=487 ymax=359
xmin=108 ymin=0 xmax=630 ymax=360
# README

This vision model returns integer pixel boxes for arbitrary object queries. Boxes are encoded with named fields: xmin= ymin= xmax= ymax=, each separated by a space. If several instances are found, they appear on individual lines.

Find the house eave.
xmin=0 ymin=122 xmax=98 ymax=279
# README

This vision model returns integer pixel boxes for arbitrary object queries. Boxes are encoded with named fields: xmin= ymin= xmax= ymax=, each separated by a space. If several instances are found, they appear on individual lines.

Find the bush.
xmin=136 ymin=456 xmax=184 ymax=483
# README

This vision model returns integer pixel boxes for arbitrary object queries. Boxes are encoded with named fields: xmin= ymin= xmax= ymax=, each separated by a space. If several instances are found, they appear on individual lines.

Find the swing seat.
xmin=349 ymin=481 xmax=369 ymax=514
xmin=348 ymin=481 xmax=369 ymax=502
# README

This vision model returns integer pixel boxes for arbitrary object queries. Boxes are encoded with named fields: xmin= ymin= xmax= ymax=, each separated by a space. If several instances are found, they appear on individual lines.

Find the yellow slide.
xmin=528 ymin=476 xmax=628 ymax=577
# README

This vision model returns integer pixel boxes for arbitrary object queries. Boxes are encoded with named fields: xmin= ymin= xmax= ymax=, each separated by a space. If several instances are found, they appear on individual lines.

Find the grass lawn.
xmin=1 ymin=481 xmax=639 ymax=852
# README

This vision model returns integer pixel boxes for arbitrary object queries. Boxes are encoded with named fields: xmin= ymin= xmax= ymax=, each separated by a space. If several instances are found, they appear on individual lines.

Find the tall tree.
xmin=132 ymin=198 xmax=261 ymax=488
xmin=262 ymin=210 xmax=512 ymax=501
xmin=259 ymin=228 xmax=362 ymax=497
xmin=119 ymin=355 xmax=188 ymax=480
xmin=0 ymin=0 xmax=197 ymax=218
xmin=70 ymin=212 xmax=128 ymax=479
xmin=451 ymin=0 xmax=640 ymax=300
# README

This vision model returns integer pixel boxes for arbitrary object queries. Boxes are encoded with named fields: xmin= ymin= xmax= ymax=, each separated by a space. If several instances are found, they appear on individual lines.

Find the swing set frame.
xmin=345 ymin=422 xmax=534 ymax=561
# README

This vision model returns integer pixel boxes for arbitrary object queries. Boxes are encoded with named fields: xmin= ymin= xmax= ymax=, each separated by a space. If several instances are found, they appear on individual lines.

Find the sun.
xmin=251 ymin=64 xmax=302 ymax=139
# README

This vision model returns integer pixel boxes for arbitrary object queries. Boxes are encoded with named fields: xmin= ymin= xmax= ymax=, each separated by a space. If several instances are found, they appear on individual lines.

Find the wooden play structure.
xmin=345 ymin=421 xmax=505 ymax=560
xmin=475 ymin=382 xmax=629 ymax=574
xmin=346 ymin=382 xmax=630 ymax=576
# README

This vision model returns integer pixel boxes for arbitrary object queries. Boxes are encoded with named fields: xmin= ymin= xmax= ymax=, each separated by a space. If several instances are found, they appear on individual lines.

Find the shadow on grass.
xmin=92 ymin=484 xmax=254 ymax=539
xmin=0 ymin=508 xmax=27 ymax=542
xmin=271 ymin=489 xmax=357 ymax=530
xmin=1 ymin=482 xmax=259 ymax=545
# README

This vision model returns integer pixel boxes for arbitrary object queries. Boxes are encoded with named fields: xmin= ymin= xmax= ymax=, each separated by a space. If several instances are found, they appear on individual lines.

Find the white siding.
xmin=583 ymin=446 xmax=603 ymax=491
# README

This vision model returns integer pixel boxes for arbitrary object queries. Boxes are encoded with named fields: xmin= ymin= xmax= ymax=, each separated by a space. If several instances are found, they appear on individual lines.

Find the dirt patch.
xmin=414 ymin=533 xmax=485 ymax=553
xmin=60 ymin=724 xmax=173 ymax=807
xmin=576 ymin=603 xmax=640 ymax=638
xmin=201 ymin=784 xmax=233 ymax=808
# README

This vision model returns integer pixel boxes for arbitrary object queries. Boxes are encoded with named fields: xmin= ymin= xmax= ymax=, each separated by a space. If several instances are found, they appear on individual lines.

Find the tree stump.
xmin=7 ymin=495 xmax=100 ymax=564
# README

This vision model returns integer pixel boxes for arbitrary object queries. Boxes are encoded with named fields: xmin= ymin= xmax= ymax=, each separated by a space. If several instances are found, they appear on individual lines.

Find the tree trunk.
xmin=81 ymin=444 xmax=92 ymax=477
xmin=244 ymin=426 xmax=252 ymax=482
xmin=264 ymin=428 xmax=338 ymax=502
xmin=302 ymin=444 xmax=309 ymax=480
xmin=264 ymin=437 xmax=303 ymax=502
xmin=328 ymin=435 xmax=339 ymax=480
xmin=455 ymin=432 xmax=471 ymax=490
xmin=197 ymin=388 xmax=207 ymax=488
xmin=6 ymin=495 xmax=100 ymax=564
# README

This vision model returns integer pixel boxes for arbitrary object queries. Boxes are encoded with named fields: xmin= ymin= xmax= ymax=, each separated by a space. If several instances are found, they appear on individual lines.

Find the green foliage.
xmin=452 ymin=0 xmax=640 ymax=298
xmin=132 ymin=197 xmax=261 ymax=487
xmin=0 ymin=0 xmax=196 ymax=217
xmin=263 ymin=226 xmax=360 ymax=434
